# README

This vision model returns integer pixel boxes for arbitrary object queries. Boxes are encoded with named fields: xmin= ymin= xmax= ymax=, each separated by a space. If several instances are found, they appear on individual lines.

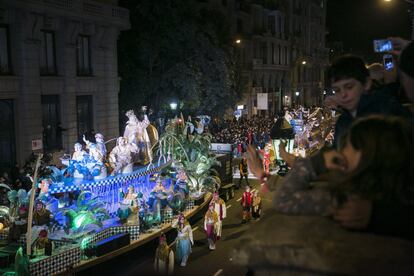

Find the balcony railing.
xmin=252 ymin=58 xmax=263 ymax=66
xmin=7 ymin=0 xmax=129 ymax=28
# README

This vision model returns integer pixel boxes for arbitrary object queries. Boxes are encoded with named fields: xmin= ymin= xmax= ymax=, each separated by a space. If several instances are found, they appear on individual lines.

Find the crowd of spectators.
xmin=246 ymin=36 xmax=414 ymax=243
xmin=209 ymin=116 xmax=274 ymax=154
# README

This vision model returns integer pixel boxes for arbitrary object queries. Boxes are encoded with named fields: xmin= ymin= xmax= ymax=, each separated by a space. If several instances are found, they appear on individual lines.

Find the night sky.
xmin=327 ymin=0 xmax=412 ymax=62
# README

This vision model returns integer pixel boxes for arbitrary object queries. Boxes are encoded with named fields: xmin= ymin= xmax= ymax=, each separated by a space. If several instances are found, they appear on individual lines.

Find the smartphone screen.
xmin=373 ymin=39 xmax=393 ymax=53
xmin=383 ymin=54 xmax=394 ymax=71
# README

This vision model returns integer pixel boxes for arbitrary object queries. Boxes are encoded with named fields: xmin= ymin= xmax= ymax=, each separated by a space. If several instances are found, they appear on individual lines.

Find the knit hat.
xmin=399 ymin=42 xmax=414 ymax=78
xmin=39 ymin=229 xmax=48 ymax=238
xmin=159 ymin=233 xmax=166 ymax=243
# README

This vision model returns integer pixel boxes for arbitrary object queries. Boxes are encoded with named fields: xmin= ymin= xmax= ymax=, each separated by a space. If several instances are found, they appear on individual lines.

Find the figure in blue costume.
xmin=172 ymin=213 xmax=193 ymax=266
xmin=148 ymin=178 xmax=168 ymax=224
xmin=174 ymin=169 xmax=189 ymax=200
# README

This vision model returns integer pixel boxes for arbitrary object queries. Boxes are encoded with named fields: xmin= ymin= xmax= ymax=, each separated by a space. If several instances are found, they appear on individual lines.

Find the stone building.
xmin=0 ymin=0 xmax=129 ymax=170
xmin=198 ymin=0 xmax=329 ymax=116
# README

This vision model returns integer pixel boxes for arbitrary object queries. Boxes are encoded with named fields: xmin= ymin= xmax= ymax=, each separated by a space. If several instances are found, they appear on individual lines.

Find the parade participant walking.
xmin=238 ymin=158 xmax=249 ymax=188
xmin=252 ymin=190 xmax=262 ymax=220
xmin=154 ymin=233 xmax=174 ymax=275
xmin=204 ymin=203 xmax=219 ymax=250
xmin=172 ymin=213 xmax=193 ymax=266
xmin=241 ymin=185 xmax=252 ymax=223
xmin=210 ymin=192 xmax=226 ymax=239
xmin=262 ymin=144 xmax=271 ymax=174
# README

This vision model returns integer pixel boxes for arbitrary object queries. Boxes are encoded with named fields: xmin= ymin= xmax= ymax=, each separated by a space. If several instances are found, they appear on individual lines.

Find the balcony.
xmin=5 ymin=0 xmax=130 ymax=29
xmin=252 ymin=58 xmax=263 ymax=66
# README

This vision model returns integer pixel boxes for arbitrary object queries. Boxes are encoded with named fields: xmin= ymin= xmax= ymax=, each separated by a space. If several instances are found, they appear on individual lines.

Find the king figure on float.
xmin=109 ymin=137 xmax=138 ymax=175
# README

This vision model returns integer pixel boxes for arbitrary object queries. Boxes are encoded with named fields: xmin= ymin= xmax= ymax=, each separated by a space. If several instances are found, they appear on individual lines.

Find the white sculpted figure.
xmin=82 ymin=134 xmax=107 ymax=179
xmin=72 ymin=143 xmax=86 ymax=162
xmin=95 ymin=133 xmax=107 ymax=159
xmin=71 ymin=143 xmax=87 ymax=178
xmin=123 ymin=109 xmax=152 ymax=163
xmin=109 ymin=137 xmax=138 ymax=175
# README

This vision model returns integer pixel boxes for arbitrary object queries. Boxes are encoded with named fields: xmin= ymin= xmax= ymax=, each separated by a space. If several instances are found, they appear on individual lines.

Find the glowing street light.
xmin=170 ymin=102 xmax=178 ymax=110
xmin=301 ymin=60 xmax=307 ymax=65
xmin=295 ymin=91 xmax=300 ymax=96
xmin=235 ymin=39 xmax=241 ymax=44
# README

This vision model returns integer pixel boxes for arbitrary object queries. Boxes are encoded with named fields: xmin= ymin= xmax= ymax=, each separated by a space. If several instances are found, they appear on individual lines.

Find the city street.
xmin=2 ymin=0 xmax=414 ymax=275
xmin=77 ymin=178 xmax=268 ymax=276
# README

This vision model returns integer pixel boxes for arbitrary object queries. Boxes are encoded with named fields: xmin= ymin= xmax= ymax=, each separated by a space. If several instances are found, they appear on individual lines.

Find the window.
xmin=284 ymin=46 xmax=288 ymax=65
xmin=278 ymin=16 xmax=283 ymax=36
xmin=0 ymin=100 xmax=16 ymax=169
xmin=77 ymin=35 xmax=92 ymax=76
xmin=271 ymin=43 xmax=275 ymax=64
xmin=268 ymin=15 xmax=275 ymax=35
xmin=76 ymin=95 xmax=94 ymax=141
xmin=278 ymin=45 xmax=281 ymax=65
xmin=40 ymin=31 xmax=57 ymax=75
xmin=42 ymin=95 xmax=62 ymax=151
xmin=260 ymin=42 xmax=267 ymax=64
xmin=237 ymin=18 xmax=243 ymax=34
xmin=0 ymin=25 xmax=11 ymax=74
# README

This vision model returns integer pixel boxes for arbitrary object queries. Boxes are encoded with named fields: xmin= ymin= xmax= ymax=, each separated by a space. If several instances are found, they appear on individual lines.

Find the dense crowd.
xmin=209 ymin=116 xmax=274 ymax=151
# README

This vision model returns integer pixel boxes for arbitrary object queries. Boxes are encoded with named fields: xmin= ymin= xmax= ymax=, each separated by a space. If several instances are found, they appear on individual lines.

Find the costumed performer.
xmin=172 ymin=213 xmax=193 ymax=267
xmin=241 ymin=185 xmax=252 ymax=223
xmin=210 ymin=192 xmax=226 ymax=239
xmin=204 ymin=203 xmax=219 ymax=250
xmin=154 ymin=233 xmax=174 ymax=275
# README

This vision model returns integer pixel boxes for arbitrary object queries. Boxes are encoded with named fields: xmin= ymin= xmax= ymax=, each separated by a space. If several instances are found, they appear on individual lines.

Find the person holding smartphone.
xmin=246 ymin=115 xmax=414 ymax=240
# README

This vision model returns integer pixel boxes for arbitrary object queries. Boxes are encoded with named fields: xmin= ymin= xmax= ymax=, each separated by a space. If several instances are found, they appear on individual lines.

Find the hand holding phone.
xmin=373 ymin=39 xmax=393 ymax=53
xmin=383 ymin=54 xmax=394 ymax=71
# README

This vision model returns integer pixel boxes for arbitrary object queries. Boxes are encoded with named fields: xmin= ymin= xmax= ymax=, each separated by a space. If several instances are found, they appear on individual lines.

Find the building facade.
xmin=0 ymin=0 xmax=129 ymax=170
xmin=198 ymin=0 xmax=329 ymax=117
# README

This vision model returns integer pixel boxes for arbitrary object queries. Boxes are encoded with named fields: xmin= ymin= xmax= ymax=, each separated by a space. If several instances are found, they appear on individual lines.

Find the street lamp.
xmin=383 ymin=0 xmax=414 ymax=3
xmin=382 ymin=0 xmax=414 ymax=38
xmin=301 ymin=60 xmax=307 ymax=65
xmin=235 ymin=39 xmax=241 ymax=44
xmin=170 ymin=102 xmax=177 ymax=110
xmin=295 ymin=91 xmax=300 ymax=106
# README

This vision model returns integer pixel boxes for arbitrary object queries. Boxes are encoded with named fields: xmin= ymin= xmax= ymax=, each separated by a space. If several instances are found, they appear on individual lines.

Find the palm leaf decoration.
xmin=155 ymin=118 xmax=221 ymax=194
xmin=62 ymin=191 xmax=109 ymax=233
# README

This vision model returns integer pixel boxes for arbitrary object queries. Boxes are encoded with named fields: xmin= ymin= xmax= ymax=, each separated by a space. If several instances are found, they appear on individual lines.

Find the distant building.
xmin=0 ymin=0 xmax=129 ymax=170
xmin=198 ymin=0 xmax=329 ymax=116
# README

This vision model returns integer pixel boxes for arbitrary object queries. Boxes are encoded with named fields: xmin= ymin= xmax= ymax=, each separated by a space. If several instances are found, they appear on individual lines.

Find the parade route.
xmin=76 ymin=178 xmax=270 ymax=276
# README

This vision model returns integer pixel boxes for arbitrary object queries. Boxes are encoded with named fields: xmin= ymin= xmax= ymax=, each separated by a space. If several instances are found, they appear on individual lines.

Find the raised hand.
xmin=245 ymin=145 xmax=264 ymax=178
xmin=388 ymin=37 xmax=411 ymax=56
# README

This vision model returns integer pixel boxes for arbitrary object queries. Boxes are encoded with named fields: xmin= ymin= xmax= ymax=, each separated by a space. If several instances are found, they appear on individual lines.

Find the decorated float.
xmin=0 ymin=109 xmax=218 ymax=275
xmin=269 ymin=107 xmax=336 ymax=175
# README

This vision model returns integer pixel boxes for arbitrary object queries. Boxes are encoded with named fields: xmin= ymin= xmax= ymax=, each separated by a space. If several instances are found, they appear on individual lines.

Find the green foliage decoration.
xmin=155 ymin=119 xmax=221 ymax=194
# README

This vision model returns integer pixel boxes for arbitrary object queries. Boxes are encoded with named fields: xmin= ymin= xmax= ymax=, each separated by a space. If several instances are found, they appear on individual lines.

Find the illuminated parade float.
xmin=0 ymin=109 xmax=217 ymax=275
